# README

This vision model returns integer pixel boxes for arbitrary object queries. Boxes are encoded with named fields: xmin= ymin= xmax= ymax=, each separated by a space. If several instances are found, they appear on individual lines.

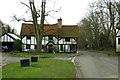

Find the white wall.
xmin=44 ymin=36 xmax=48 ymax=44
xmin=59 ymin=39 xmax=64 ymax=44
xmin=31 ymin=45 xmax=35 ymax=50
xmin=116 ymin=29 xmax=120 ymax=52
xmin=116 ymin=37 xmax=120 ymax=52
xmin=22 ymin=36 xmax=58 ymax=51
xmin=31 ymin=36 xmax=35 ymax=44
xmin=59 ymin=38 xmax=76 ymax=44
xmin=1 ymin=34 xmax=14 ymax=42
xmin=58 ymin=38 xmax=77 ymax=52
xmin=22 ymin=36 xmax=26 ymax=44
xmin=22 ymin=36 xmax=77 ymax=52
xmin=65 ymin=45 xmax=70 ymax=52
xmin=71 ymin=38 xmax=76 ymax=44
xmin=53 ymin=37 xmax=57 ymax=44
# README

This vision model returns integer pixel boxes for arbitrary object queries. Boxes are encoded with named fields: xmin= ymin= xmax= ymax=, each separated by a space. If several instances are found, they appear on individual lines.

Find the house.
xmin=0 ymin=33 xmax=21 ymax=51
xmin=116 ymin=27 xmax=120 ymax=52
xmin=20 ymin=18 xmax=80 ymax=53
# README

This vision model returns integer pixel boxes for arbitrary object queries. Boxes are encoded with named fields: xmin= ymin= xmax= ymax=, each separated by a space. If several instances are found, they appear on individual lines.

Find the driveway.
xmin=0 ymin=52 xmax=26 ymax=67
xmin=75 ymin=51 xmax=118 ymax=78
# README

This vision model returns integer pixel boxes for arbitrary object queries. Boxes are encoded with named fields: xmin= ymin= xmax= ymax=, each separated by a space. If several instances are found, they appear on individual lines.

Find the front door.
xmin=48 ymin=44 xmax=53 ymax=53
xmin=46 ymin=41 xmax=54 ymax=53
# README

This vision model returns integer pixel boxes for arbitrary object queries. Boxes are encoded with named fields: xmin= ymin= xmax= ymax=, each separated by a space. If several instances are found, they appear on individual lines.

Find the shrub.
xmin=13 ymin=39 xmax=22 ymax=52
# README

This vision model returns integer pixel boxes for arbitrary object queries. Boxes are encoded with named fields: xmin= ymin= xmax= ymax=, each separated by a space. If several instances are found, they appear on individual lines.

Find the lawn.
xmin=0 ymin=68 xmax=1 ymax=79
xmin=8 ymin=52 xmax=75 ymax=58
xmin=87 ymin=49 xmax=116 ymax=56
xmin=97 ymin=50 xmax=116 ymax=56
xmin=2 ymin=58 xmax=75 ymax=79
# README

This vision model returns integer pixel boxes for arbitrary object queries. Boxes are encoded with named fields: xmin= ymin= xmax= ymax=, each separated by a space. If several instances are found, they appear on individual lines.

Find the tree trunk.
xmin=108 ymin=1 xmax=115 ymax=48
xmin=37 ymin=1 xmax=46 ymax=53
xmin=29 ymin=2 xmax=40 ymax=53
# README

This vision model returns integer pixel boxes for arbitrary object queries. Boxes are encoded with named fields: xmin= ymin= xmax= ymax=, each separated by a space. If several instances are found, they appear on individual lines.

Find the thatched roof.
xmin=20 ymin=23 xmax=79 ymax=37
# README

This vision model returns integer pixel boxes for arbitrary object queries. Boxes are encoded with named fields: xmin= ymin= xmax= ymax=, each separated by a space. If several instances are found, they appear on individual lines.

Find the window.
xmin=48 ymin=36 xmax=53 ymax=40
xmin=118 ymin=38 xmax=120 ymax=44
xmin=60 ymin=44 xmax=63 ymax=51
xmin=27 ymin=36 xmax=31 ymax=39
xmin=42 ymin=45 xmax=44 ymax=49
xmin=35 ymin=45 xmax=37 ymax=49
xmin=65 ymin=38 xmax=70 ymax=42
xmin=70 ymin=44 xmax=77 ymax=51
xmin=26 ymin=44 xmax=31 ymax=49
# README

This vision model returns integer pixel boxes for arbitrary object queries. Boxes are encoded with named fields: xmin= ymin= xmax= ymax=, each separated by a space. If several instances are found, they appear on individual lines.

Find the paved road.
xmin=75 ymin=51 xmax=118 ymax=78
xmin=0 ymin=53 xmax=26 ymax=67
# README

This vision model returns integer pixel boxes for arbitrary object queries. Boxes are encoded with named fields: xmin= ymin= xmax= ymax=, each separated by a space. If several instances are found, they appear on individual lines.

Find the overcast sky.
xmin=0 ymin=0 xmax=96 ymax=34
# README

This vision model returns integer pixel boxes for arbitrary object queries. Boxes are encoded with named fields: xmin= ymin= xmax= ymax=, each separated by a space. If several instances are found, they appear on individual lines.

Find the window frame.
xmin=65 ymin=37 xmax=70 ymax=42
xmin=48 ymin=36 xmax=53 ymax=40
xmin=27 ymin=36 xmax=31 ymax=40
xmin=26 ymin=44 xmax=31 ymax=49
xmin=118 ymin=38 xmax=120 ymax=44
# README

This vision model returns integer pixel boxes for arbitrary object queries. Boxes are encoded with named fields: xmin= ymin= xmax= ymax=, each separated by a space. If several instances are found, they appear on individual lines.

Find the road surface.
xmin=75 ymin=51 xmax=118 ymax=78
xmin=0 ymin=53 xmax=26 ymax=67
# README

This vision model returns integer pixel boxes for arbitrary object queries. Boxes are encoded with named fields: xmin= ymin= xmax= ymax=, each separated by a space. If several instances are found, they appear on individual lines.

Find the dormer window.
xmin=65 ymin=38 xmax=70 ymax=42
xmin=27 ymin=36 xmax=31 ymax=40
xmin=48 ymin=36 xmax=53 ymax=40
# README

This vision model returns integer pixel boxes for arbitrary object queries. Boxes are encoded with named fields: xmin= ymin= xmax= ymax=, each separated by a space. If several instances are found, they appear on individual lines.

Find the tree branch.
xmin=44 ymin=19 xmax=49 ymax=24
xmin=45 ymin=7 xmax=61 ymax=16
xmin=20 ymin=2 xmax=31 ymax=9
xmin=12 ymin=14 xmax=33 ymax=22
xmin=21 ymin=1 xmax=40 ymax=18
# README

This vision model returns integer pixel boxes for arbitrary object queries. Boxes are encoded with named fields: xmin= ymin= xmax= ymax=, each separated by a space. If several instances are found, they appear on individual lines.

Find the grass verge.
xmin=7 ymin=52 xmax=75 ymax=58
xmin=2 ymin=58 xmax=75 ymax=78
xmin=86 ymin=49 xmax=116 ymax=56
xmin=0 ymin=68 xmax=1 ymax=79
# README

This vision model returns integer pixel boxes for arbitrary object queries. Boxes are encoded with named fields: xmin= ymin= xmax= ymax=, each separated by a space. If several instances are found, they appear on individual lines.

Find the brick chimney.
xmin=57 ymin=17 xmax=62 ymax=28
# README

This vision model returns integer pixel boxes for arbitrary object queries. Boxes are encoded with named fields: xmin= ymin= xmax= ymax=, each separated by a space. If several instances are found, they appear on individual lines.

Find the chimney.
xmin=57 ymin=17 xmax=62 ymax=28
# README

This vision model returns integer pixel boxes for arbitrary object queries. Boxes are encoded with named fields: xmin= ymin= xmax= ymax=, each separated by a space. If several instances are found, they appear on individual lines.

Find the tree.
xmin=78 ymin=0 xmax=119 ymax=49
xmin=1 ymin=22 xmax=16 ymax=34
xmin=12 ymin=0 xmax=60 ymax=53
xmin=13 ymin=39 xmax=22 ymax=52
xmin=78 ymin=18 xmax=93 ymax=49
xmin=0 ymin=20 xmax=4 ymax=35
xmin=29 ymin=0 xmax=46 ymax=53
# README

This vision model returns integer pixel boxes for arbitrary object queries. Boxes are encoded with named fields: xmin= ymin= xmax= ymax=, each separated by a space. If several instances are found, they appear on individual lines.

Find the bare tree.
xmin=12 ymin=0 xmax=60 ymax=53
xmin=78 ymin=0 xmax=119 ymax=49
xmin=0 ymin=21 xmax=16 ymax=34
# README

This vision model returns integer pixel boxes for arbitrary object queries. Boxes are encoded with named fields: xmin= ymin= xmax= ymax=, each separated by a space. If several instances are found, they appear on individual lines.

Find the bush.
xmin=13 ymin=39 xmax=22 ymax=52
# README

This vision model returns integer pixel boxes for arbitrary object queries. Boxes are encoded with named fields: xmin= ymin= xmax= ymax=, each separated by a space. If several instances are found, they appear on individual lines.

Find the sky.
xmin=0 ymin=0 xmax=96 ymax=34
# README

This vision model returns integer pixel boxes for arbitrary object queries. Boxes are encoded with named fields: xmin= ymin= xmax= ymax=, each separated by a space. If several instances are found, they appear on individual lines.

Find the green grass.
xmin=2 ymin=58 xmax=75 ymax=78
xmin=8 ymin=52 xmax=75 ymax=58
xmin=87 ymin=49 xmax=116 ymax=56
xmin=0 ymin=68 xmax=2 ymax=79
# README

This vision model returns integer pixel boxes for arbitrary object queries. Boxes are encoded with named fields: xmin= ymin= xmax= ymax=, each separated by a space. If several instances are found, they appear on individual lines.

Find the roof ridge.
xmin=62 ymin=25 xmax=78 ymax=27
xmin=22 ymin=23 xmax=57 ymax=25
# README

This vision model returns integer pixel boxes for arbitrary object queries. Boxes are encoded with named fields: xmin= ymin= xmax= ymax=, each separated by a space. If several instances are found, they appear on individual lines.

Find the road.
xmin=0 ymin=53 xmax=26 ymax=67
xmin=75 ymin=51 xmax=118 ymax=78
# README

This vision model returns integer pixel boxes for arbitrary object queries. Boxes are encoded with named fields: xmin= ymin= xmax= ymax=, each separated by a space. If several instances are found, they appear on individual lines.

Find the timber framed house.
xmin=20 ymin=18 xmax=80 ymax=53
